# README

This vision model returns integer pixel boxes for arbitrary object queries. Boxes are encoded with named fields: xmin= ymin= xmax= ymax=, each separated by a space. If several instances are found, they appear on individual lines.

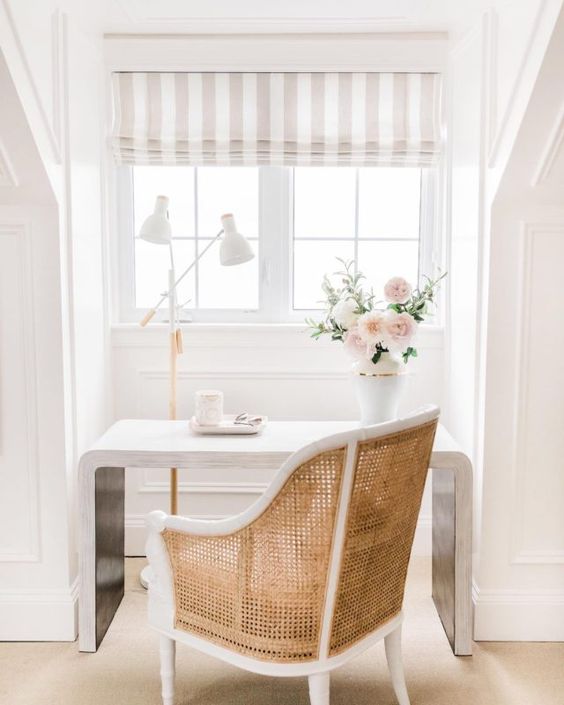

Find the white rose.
xmin=331 ymin=298 xmax=359 ymax=329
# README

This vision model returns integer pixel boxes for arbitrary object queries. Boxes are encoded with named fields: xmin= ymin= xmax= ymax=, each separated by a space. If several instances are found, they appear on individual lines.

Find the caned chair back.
xmin=328 ymin=420 xmax=437 ymax=655
xmin=161 ymin=408 xmax=438 ymax=664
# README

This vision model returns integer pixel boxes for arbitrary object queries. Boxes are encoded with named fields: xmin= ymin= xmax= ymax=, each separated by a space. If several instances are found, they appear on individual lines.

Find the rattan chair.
xmin=146 ymin=405 xmax=439 ymax=705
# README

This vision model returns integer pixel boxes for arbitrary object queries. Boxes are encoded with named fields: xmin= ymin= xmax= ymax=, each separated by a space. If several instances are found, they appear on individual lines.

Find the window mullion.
xmin=354 ymin=168 xmax=360 ymax=273
xmin=280 ymin=168 xmax=292 ymax=321
xmin=419 ymin=169 xmax=435 ymax=283
xmin=117 ymin=166 xmax=136 ymax=322
xmin=259 ymin=166 xmax=289 ymax=322
xmin=193 ymin=167 xmax=200 ymax=309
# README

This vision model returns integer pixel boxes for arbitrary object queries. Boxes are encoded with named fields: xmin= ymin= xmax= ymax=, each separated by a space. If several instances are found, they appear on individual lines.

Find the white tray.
xmin=189 ymin=415 xmax=268 ymax=435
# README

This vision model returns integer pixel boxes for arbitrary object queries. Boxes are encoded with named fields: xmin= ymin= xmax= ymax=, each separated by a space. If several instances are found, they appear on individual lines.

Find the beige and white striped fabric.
xmin=111 ymin=72 xmax=441 ymax=166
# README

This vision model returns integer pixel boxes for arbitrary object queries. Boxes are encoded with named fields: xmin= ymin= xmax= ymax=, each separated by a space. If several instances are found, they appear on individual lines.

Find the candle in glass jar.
xmin=195 ymin=390 xmax=223 ymax=426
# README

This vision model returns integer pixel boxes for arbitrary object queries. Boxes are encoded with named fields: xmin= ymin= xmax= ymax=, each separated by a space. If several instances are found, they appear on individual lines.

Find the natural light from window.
xmin=126 ymin=166 xmax=426 ymax=321
xmin=293 ymin=168 xmax=421 ymax=309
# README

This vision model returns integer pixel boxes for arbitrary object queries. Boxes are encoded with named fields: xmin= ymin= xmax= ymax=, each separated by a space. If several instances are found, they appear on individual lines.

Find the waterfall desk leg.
xmin=431 ymin=455 xmax=473 ymax=656
xmin=80 ymin=465 xmax=125 ymax=652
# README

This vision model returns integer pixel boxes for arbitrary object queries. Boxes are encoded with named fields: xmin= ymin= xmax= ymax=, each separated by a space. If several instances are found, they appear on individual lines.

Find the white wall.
xmin=445 ymin=0 xmax=564 ymax=640
xmin=444 ymin=25 xmax=483 ymax=458
xmin=475 ymin=6 xmax=564 ymax=638
xmin=0 ymin=1 xmax=109 ymax=639
xmin=0 ymin=40 xmax=75 ymax=638
xmin=63 ymin=15 xmax=111 ymax=576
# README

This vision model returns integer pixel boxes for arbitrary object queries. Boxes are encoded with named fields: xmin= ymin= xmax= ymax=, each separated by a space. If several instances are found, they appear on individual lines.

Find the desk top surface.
xmin=85 ymin=419 xmax=463 ymax=457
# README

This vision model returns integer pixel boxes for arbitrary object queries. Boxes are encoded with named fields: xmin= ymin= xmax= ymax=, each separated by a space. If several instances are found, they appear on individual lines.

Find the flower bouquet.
xmin=306 ymin=260 xmax=446 ymax=423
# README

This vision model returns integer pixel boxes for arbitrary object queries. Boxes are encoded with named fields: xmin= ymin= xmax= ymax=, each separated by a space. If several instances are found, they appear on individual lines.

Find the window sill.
xmin=111 ymin=321 xmax=445 ymax=349
xmin=113 ymin=321 xmax=317 ymax=332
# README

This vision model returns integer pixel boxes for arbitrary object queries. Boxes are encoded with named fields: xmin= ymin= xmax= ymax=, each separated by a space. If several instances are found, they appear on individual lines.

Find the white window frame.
xmin=115 ymin=166 xmax=438 ymax=325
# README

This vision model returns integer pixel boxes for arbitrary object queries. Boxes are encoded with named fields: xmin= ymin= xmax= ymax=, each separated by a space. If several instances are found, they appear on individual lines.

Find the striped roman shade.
xmin=111 ymin=72 xmax=442 ymax=167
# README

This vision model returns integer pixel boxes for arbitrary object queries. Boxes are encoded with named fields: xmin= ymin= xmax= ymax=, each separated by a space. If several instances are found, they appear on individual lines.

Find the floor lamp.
xmin=137 ymin=196 xmax=254 ymax=589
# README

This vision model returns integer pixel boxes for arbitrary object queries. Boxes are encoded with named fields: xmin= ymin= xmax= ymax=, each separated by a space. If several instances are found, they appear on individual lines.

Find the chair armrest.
xmin=149 ymin=508 xmax=252 ymax=537
xmin=145 ymin=508 xmax=259 ymax=635
xmin=145 ymin=508 xmax=252 ymax=609
xmin=145 ymin=507 xmax=258 ymax=603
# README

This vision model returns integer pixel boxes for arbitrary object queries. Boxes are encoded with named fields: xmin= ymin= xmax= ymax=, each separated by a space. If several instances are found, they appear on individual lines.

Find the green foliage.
xmin=306 ymin=259 xmax=447 ymax=367
xmin=307 ymin=259 xmax=375 ymax=343
xmin=371 ymin=349 xmax=383 ymax=365
xmin=402 ymin=346 xmax=418 ymax=363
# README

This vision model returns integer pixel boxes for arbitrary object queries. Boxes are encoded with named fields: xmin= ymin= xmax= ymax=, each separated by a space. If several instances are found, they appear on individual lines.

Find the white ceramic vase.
xmin=351 ymin=352 xmax=408 ymax=425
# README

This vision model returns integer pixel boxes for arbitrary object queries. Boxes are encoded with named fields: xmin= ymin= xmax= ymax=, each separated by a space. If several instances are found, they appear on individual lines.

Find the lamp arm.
xmin=139 ymin=228 xmax=223 ymax=327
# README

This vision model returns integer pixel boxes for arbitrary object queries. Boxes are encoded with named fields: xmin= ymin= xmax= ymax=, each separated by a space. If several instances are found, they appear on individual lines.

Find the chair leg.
xmin=308 ymin=672 xmax=330 ymax=705
xmin=384 ymin=625 xmax=410 ymax=705
xmin=159 ymin=635 xmax=176 ymax=705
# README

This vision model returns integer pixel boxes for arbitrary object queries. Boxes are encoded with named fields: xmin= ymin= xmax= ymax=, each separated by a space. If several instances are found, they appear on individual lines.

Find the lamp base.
xmin=139 ymin=565 xmax=153 ymax=590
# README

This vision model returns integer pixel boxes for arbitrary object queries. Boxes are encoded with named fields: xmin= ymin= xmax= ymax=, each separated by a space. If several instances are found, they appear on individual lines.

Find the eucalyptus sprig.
xmin=332 ymin=258 xmax=375 ymax=314
xmin=305 ymin=317 xmax=347 ymax=342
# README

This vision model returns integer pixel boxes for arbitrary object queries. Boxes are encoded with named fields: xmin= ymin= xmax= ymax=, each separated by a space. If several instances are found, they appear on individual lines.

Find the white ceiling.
xmin=104 ymin=0 xmax=492 ymax=35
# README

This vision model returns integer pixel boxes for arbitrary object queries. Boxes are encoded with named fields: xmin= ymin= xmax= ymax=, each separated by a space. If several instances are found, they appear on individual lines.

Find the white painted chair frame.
xmin=146 ymin=405 xmax=439 ymax=705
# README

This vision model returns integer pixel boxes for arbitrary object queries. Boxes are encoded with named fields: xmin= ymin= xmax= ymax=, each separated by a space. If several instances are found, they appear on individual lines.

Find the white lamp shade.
xmin=138 ymin=195 xmax=172 ymax=245
xmin=219 ymin=213 xmax=255 ymax=266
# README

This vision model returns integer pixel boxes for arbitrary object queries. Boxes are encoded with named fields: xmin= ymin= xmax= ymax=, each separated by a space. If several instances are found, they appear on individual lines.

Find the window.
xmin=131 ymin=166 xmax=259 ymax=312
xmin=293 ymin=168 xmax=422 ymax=309
xmin=117 ymin=166 xmax=436 ymax=323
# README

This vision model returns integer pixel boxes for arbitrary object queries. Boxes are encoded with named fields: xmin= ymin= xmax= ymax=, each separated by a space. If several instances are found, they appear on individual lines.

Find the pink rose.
xmin=343 ymin=327 xmax=370 ymax=360
xmin=384 ymin=311 xmax=417 ymax=351
xmin=357 ymin=311 xmax=387 ymax=347
xmin=384 ymin=276 xmax=412 ymax=304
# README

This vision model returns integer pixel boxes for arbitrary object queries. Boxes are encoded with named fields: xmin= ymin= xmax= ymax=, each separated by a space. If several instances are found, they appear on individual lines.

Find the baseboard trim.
xmin=0 ymin=577 xmax=78 ymax=641
xmin=473 ymin=581 xmax=564 ymax=641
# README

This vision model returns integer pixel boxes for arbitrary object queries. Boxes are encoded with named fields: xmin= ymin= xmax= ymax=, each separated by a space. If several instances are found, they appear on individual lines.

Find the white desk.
xmin=78 ymin=420 xmax=472 ymax=655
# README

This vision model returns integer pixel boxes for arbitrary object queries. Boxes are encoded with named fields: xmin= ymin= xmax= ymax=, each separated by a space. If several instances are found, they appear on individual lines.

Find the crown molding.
xmin=109 ymin=3 xmax=449 ymax=36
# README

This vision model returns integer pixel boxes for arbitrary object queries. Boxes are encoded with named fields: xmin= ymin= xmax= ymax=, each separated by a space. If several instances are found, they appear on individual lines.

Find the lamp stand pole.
xmin=138 ymin=228 xmax=225 ymax=590
xmin=168 ymin=268 xmax=179 ymax=516
xmin=136 ymin=213 xmax=253 ymax=592
xmin=140 ymin=234 xmax=222 ymax=513
xmin=140 ymin=273 xmax=182 ymax=590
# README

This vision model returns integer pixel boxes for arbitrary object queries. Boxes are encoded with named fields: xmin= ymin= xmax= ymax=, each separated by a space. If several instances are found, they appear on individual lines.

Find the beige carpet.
xmin=1 ymin=557 xmax=563 ymax=705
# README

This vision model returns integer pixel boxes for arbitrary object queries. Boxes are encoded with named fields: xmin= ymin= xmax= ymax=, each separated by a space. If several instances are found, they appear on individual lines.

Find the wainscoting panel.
xmin=511 ymin=224 xmax=564 ymax=564
xmin=0 ymin=224 xmax=40 ymax=562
